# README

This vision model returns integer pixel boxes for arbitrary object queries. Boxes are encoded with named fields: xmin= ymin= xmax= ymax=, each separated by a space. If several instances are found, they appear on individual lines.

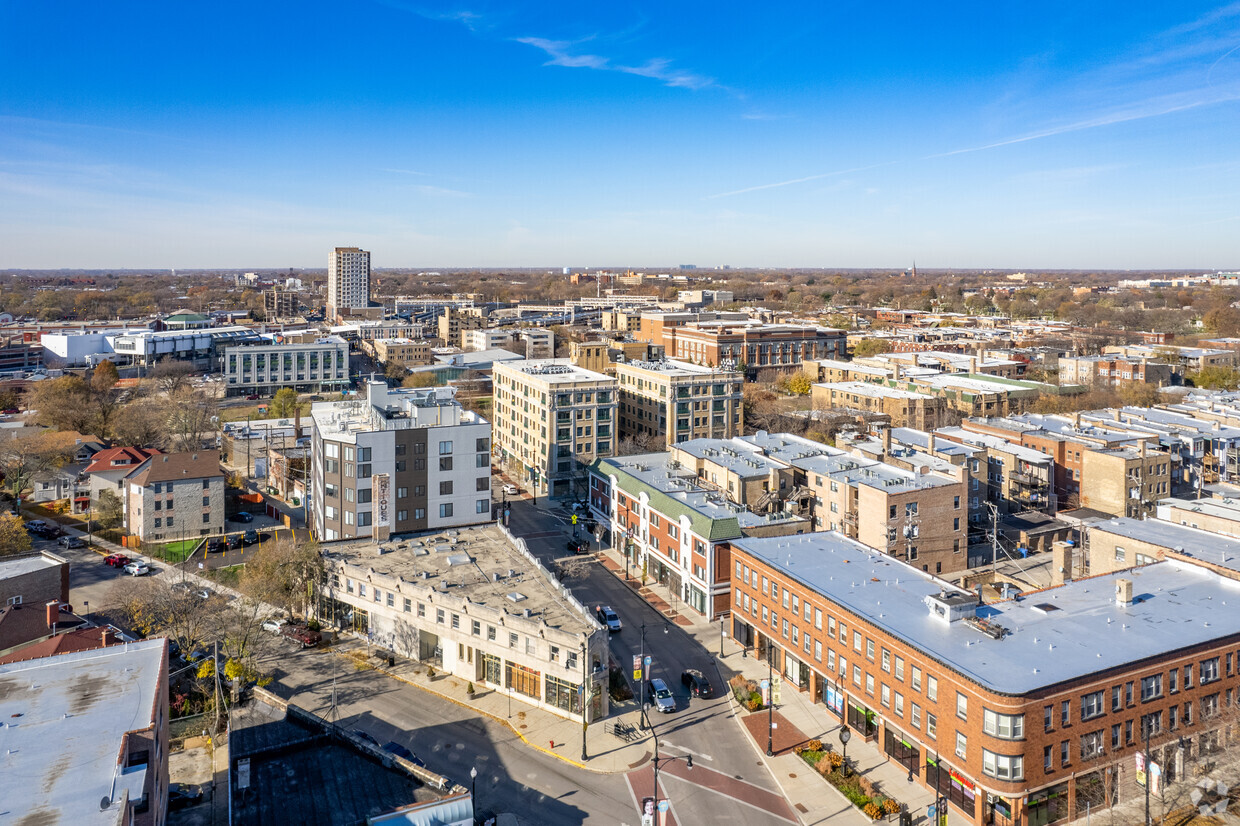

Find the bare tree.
xmin=0 ymin=431 xmax=75 ymax=510
xmin=150 ymin=359 xmax=197 ymax=396
xmin=165 ymin=387 xmax=218 ymax=451
xmin=239 ymin=533 xmax=324 ymax=619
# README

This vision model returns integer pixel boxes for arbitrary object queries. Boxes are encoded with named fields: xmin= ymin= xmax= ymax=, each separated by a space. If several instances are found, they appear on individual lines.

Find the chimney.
xmin=1052 ymin=541 xmax=1074 ymax=586
xmin=102 ymin=628 xmax=111 ymax=646
xmin=1116 ymin=578 xmax=1134 ymax=607
xmin=45 ymin=600 xmax=59 ymax=630
xmin=928 ymin=433 xmax=937 ymax=455
xmin=881 ymin=428 xmax=892 ymax=453
xmin=976 ymin=583 xmax=984 ymax=606
xmin=1072 ymin=412 xmax=1081 ymax=430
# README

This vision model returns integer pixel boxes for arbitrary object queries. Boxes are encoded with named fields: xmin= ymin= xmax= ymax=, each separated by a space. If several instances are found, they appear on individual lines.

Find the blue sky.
xmin=2 ymin=1 xmax=1239 ymax=269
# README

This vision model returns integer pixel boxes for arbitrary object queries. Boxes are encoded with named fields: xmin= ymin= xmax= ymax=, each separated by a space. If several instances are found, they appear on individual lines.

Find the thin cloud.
xmin=515 ymin=37 xmax=719 ymax=91
xmin=705 ymin=161 xmax=902 ymax=199
xmin=382 ymin=167 xmax=430 ymax=176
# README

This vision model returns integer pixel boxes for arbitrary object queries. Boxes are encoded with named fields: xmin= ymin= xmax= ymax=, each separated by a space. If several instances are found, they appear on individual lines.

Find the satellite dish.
xmin=99 ymin=796 xmax=111 ymax=810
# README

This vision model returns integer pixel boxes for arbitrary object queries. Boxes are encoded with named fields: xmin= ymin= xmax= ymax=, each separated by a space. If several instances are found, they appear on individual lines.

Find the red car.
xmin=104 ymin=553 xmax=131 ymax=567
xmin=280 ymin=623 xmax=322 ymax=648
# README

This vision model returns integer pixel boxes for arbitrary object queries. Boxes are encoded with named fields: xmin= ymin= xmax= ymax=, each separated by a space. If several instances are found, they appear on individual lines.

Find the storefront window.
xmin=505 ymin=661 xmax=540 ymax=698
xmin=545 ymin=674 xmax=583 ymax=714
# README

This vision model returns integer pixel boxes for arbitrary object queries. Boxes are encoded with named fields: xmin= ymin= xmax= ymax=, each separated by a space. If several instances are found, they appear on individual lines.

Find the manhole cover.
xmin=788 ymin=773 xmax=797 ymax=778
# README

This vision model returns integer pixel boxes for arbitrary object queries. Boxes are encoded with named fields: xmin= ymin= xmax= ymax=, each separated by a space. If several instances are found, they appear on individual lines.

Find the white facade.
xmin=462 ymin=329 xmax=514 ymax=352
xmin=328 ymin=246 xmax=372 ymax=315
xmin=222 ymin=338 xmax=349 ymax=394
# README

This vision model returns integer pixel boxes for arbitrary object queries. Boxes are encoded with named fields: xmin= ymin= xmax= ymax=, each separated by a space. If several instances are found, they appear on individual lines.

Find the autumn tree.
xmin=95 ymin=489 xmax=124 ymax=529
xmin=27 ymin=375 xmax=96 ymax=433
xmin=268 ymin=387 xmax=299 ymax=419
xmin=1189 ymin=366 xmax=1240 ymax=391
xmin=240 ymin=533 xmax=324 ymax=619
xmin=0 ymin=431 xmax=75 ymax=508
xmin=0 ymin=513 xmax=32 ymax=557
xmin=91 ymin=360 xmax=120 ymax=393
xmin=787 ymin=371 xmax=814 ymax=396
xmin=402 ymin=372 xmax=439 ymax=388
xmin=851 ymin=339 xmax=893 ymax=358
xmin=111 ymin=397 xmax=170 ymax=448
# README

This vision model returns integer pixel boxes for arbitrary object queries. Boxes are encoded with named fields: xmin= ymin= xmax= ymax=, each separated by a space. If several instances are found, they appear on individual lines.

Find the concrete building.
xmin=517 ymin=328 xmax=555 ymax=359
xmin=730 ymin=530 xmax=1240 ymax=826
xmin=1102 ymin=344 xmax=1236 ymax=371
xmin=222 ymin=337 xmax=349 ymax=396
xmin=371 ymin=337 xmax=433 ymax=369
xmin=123 ymin=451 xmax=226 ymax=542
xmin=327 ymin=246 xmax=372 ymax=320
xmin=462 ymin=328 xmax=513 ymax=352
xmin=310 ymin=382 xmax=492 ymax=542
xmin=1156 ymin=495 xmax=1240 ymax=537
xmin=316 ymin=524 xmax=609 ymax=724
xmin=0 ymin=549 xmax=69 ymax=607
xmin=437 ymin=308 xmax=486 ymax=348
xmin=0 ymin=638 xmax=170 ymax=825
xmin=264 ymin=288 xmax=302 ymax=322
xmin=811 ymin=382 xmax=948 ymax=430
xmin=616 ymin=359 xmax=744 ymax=447
xmin=569 ymin=341 xmax=610 ymax=374
xmin=492 ymin=359 xmax=618 ymax=499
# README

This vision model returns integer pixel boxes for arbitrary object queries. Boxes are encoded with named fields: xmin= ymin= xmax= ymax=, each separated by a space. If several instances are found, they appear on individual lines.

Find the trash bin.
xmin=387 ymin=655 xmax=395 ymax=667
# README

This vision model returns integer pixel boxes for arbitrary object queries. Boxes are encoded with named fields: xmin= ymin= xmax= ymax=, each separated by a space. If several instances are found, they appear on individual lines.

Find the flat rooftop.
xmin=230 ymin=696 xmax=461 ymax=826
xmin=0 ymin=639 xmax=166 ymax=825
xmin=814 ymin=381 xmax=934 ymax=400
xmin=496 ymin=358 xmax=612 ymax=384
xmin=740 ymin=431 xmax=956 ymax=493
xmin=619 ymin=358 xmax=740 ymax=377
xmin=675 ymin=437 xmax=788 ymax=477
xmin=0 ymin=550 xmax=64 ymax=580
xmin=1091 ymin=516 xmax=1240 ymax=572
xmin=733 ymin=532 xmax=1240 ymax=695
xmin=323 ymin=524 xmax=597 ymax=636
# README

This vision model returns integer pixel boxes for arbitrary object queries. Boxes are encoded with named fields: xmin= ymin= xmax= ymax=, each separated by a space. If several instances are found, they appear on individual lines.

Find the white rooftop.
xmin=0 ymin=639 xmax=166 ymax=825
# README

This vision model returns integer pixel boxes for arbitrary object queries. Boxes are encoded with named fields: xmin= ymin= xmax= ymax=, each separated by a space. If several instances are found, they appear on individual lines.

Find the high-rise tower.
xmin=327 ymin=246 xmax=371 ymax=320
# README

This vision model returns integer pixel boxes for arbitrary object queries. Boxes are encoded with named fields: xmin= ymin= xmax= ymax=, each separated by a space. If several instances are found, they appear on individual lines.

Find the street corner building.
xmin=315 ymin=523 xmax=610 ymax=724
xmin=726 ymin=530 xmax=1240 ymax=825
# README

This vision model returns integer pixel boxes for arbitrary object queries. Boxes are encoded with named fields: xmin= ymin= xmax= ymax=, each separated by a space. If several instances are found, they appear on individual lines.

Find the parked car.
xmin=381 ymin=741 xmax=425 ymax=766
xmin=681 ymin=669 xmax=714 ymax=698
xmin=123 ymin=561 xmax=151 ymax=576
xmin=167 ymin=783 xmax=203 ymax=811
xmin=229 ymin=511 xmax=254 ymax=523
xmin=502 ymin=483 xmax=520 ymax=496
xmin=242 ymin=528 xmax=259 ymax=545
xmin=646 ymin=678 xmax=676 ymax=713
xmin=595 ymin=606 xmax=622 ymax=633
xmin=245 ymin=394 xmax=259 ymax=401
xmin=227 ymin=533 xmax=245 ymax=549
xmin=207 ymin=537 xmax=227 ymax=553
xmin=566 ymin=539 xmax=589 ymax=555
xmin=280 ymin=623 xmax=322 ymax=648
xmin=261 ymin=618 xmax=285 ymax=633
xmin=104 ymin=553 xmax=130 ymax=567
xmin=57 ymin=535 xmax=85 ymax=548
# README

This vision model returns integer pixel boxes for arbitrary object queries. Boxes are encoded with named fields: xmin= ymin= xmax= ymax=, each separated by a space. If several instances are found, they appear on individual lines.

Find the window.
xmin=439 ymin=503 xmax=454 ymax=518
xmin=911 ymin=666 xmax=922 ymax=692
xmin=866 ymin=639 xmax=875 ymax=659
xmin=882 ymin=649 xmax=891 ymax=672
xmin=866 ymin=674 xmax=875 ymax=695
xmin=1044 ymin=745 xmax=1053 ymax=772
xmin=1061 ymin=700 xmax=1071 ymax=727
xmin=912 ymin=703 xmax=921 ymax=729
xmin=477 ymin=499 xmax=489 ymax=514
xmin=436 ymin=608 xmax=445 ymax=624
xmin=1080 ymin=730 xmax=1105 ymax=760
xmin=955 ymin=732 xmax=967 ymax=759
xmin=440 ymin=481 xmax=453 ymax=495
xmin=439 ymin=440 xmax=453 ymax=454
xmin=1081 ymin=691 xmax=1105 ymax=721
xmin=927 ymin=675 xmax=937 ymax=702
xmin=1112 ymin=685 xmax=1122 ymax=712
xmin=403 ymin=598 xmax=412 ymax=612
xmin=1044 ymin=705 xmax=1054 ymax=732
xmin=895 ymin=656 xmax=904 ymax=680
xmin=926 ymin=713 xmax=937 ymax=739
xmin=1170 ymin=669 xmax=1179 ymax=693
xmin=853 ymin=630 xmax=862 ymax=652
xmin=1201 ymin=657 xmax=1221 ymax=684
xmin=983 ymin=750 xmax=1024 ymax=781
xmin=1060 ymin=740 xmax=1070 ymax=768
xmin=1141 ymin=674 xmax=1163 ymax=702
xmin=956 ymin=692 xmax=968 ymax=721
xmin=984 ymin=710 xmax=1024 ymax=739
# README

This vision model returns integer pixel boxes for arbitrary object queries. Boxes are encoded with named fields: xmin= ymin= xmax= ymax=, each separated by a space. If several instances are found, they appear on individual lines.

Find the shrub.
xmin=856 ymin=775 xmax=877 ymax=799
xmin=306 ymin=619 xmax=321 ymax=632
xmin=426 ymin=665 xmax=436 ymax=678
xmin=806 ymin=738 xmax=823 ymax=752
xmin=467 ymin=681 xmax=475 ymax=695
xmin=862 ymin=803 xmax=881 ymax=820
xmin=882 ymin=798 xmax=901 ymax=815
xmin=825 ymin=751 xmax=844 ymax=769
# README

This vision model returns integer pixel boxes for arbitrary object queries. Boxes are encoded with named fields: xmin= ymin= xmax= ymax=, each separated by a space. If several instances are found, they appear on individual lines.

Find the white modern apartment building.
xmin=310 ymin=382 xmax=493 ymax=542
xmin=222 ymin=337 xmax=349 ymax=396
xmin=327 ymin=246 xmax=371 ymax=319
xmin=462 ymin=329 xmax=514 ymax=352
xmin=492 ymin=359 xmax=617 ymax=499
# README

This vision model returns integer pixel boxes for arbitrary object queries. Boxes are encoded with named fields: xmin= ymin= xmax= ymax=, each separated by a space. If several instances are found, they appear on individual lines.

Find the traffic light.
xmin=571 ymin=514 xmax=578 ymax=525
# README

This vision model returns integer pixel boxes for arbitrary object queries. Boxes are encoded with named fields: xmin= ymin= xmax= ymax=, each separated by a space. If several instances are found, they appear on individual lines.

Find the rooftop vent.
xmin=446 ymin=553 xmax=471 ymax=567
xmin=506 ymin=592 xmax=527 ymax=603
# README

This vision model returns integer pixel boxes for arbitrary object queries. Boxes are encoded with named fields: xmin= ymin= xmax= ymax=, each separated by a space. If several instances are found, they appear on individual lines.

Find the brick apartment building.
xmin=729 ymin=530 xmax=1240 ymax=826
xmin=616 ymin=358 xmax=744 ymax=447
xmin=811 ymin=382 xmax=948 ymax=430
xmin=642 ymin=319 xmax=846 ymax=373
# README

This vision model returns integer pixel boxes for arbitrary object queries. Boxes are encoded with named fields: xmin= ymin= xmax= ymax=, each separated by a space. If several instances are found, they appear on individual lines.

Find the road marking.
xmin=661 ymin=742 xmax=714 ymax=761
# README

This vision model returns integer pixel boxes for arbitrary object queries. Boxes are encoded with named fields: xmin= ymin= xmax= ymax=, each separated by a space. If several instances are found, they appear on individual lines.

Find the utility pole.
xmin=989 ymin=502 xmax=1000 ymax=573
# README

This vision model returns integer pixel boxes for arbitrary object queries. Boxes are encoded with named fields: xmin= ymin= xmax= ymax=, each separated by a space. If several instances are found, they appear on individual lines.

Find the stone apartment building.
xmin=437 ymin=308 xmax=486 ymax=348
xmin=660 ymin=321 xmax=847 ymax=373
xmin=371 ymin=337 xmax=433 ymax=369
xmin=935 ymin=427 xmax=1056 ymax=515
xmin=310 ymin=382 xmax=492 ymax=542
xmin=729 ymin=530 xmax=1240 ymax=826
xmin=492 ymin=359 xmax=617 ymax=499
xmin=84 ymin=447 xmax=162 ymax=509
xmin=316 ymin=524 xmax=609 ymax=724
xmin=124 ymin=451 xmax=226 ymax=543
xmin=264 ymin=288 xmax=302 ymax=322
xmin=569 ymin=341 xmax=610 ymax=374
xmin=811 ymin=382 xmax=948 ymax=430
xmin=616 ymin=358 xmax=744 ymax=447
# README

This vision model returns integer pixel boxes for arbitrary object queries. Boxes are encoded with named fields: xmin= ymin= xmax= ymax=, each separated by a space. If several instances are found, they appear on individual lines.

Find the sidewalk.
xmin=328 ymin=636 xmax=653 ymax=775
xmin=596 ymin=542 xmax=972 ymax=826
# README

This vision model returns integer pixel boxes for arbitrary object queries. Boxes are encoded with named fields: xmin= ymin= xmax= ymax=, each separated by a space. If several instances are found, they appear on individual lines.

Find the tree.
xmin=1203 ymin=306 xmax=1240 ymax=338
xmin=26 ymin=375 xmax=95 ymax=433
xmin=0 ymin=431 xmax=74 ymax=508
xmin=96 ymin=489 xmax=124 ymax=529
xmin=91 ymin=360 xmax=120 ymax=394
xmin=0 ymin=513 xmax=32 ymax=557
xmin=616 ymin=432 xmax=664 ymax=456
xmin=166 ymin=388 xmax=218 ymax=451
xmin=1189 ymin=366 xmax=1240 ymax=391
xmin=384 ymin=361 xmax=408 ymax=383
xmin=240 ymin=534 xmax=324 ymax=618
xmin=851 ymin=339 xmax=893 ymax=358
xmin=402 ymin=372 xmax=439 ymax=388
xmin=111 ymin=398 xmax=170 ymax=448
xmin=0 ymin=389 xmax=19 ymax=411
xmin=787 ymin=372 xmax=813 ymax=396
xmin=150 ymin=359 xmax=196 ymax=396
xmin=269 ymin=387 xmax=299 ymax=419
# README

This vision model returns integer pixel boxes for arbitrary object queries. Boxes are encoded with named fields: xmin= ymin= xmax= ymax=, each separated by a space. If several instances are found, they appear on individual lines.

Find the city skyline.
xmin=2 ymin=1 xmax=1239 ymax=269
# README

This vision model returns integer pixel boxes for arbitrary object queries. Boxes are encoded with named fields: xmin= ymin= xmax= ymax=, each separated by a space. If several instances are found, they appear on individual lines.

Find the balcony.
xmin=1009 ymin=470 xmax=1048 ymax=489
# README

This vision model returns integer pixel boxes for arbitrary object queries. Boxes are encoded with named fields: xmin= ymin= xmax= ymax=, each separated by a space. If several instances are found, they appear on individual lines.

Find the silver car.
xmin=647 ymin=678 xmax=676 ymax=713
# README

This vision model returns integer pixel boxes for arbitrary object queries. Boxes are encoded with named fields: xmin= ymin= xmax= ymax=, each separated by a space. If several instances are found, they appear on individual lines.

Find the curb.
xmin=723 ymin=673 xmax=809 ymax=826
xmin=330 ymin=647 xmax=637 ymax=775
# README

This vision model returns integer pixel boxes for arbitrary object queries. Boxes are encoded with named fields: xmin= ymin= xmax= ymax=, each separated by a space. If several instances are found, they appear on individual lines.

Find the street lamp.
xmin=580 ymin=640 xmax=589 ymax=762
xmin=766 ymin=651 xmax=775 ymax=757
xmin=838 ymin=725 xmax=851 ymax=778
xmin=719 ymin=614 xmax=726 ymax=658
xmin=649 ymin=721 xmax=693 ymax=820
xmin=639 ymin=621 xmax=668 ymax=730
xmin=470 ymin=766 xmax=478 ymax=825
